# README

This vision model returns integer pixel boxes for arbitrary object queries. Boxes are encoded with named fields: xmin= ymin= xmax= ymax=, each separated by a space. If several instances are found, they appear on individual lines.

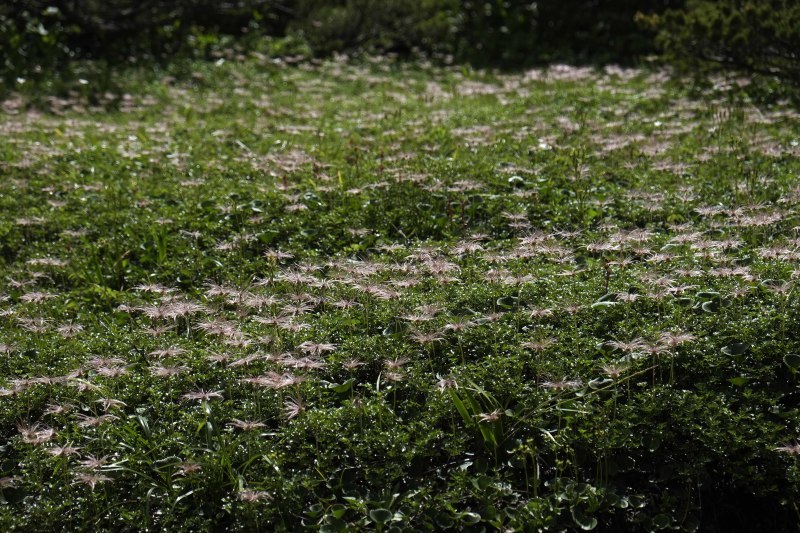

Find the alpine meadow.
xmin=1 ymin=52 xmax=800 ymax=531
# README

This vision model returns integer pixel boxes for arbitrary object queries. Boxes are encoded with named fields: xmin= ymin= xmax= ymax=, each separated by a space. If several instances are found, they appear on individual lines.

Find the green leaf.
xmin=153 ymin=455 xmax=181 ymax=468
xmin=460 ymin=512 xmax=481 ymax=524
xmin=508 ymin=175 xmax=525 ymax=187
xmin=471 ymin=475 xmax=491 ymax=491
xmin=695 ymin=291 xmax=720 ymax=299
xmin=369 ymin=508 xmax=393 ymax=524
xmin=449 ymin=389 xmax=473 ymax=427
xmin=652 ymin=513 xmax=672 ymax=529
xmin=496 ymin=296 xmax=518 ymax=309
xmin=133 ymin=414 xmax=151 ymax=439
xmin=330 ymin=503 xmax=347 ymax=519
xmin=588 ymin=377 xmax=613 ymax=389
xmin=329 ymin=379 xmax=354 ymax=394
xmin=590 ymin=300 xmax=618 ymax=309
xmin=320 ymin=517 xmax=347 ymax=532
xmin=784 ymin=353 xmax=800 ymax=370
xmin=571 ymin=507 xmax=598 ymax=530
xmin=434 ymin=512 xmax=454 ymax=528
xmin=306 ymin=503 xmax=323 ymax=518
xmin=722 ymin=343 xmax=749 ymax=356
xmin=174 ymin=489 xmax=197 ymax=504
xmin=595 ymin=341 xmax=613 ymax=354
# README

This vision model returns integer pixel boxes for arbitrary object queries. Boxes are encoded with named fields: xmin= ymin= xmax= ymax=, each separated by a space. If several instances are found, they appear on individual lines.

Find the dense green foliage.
xmin=0 ymin=0 xmax=289 ymax=82
xmin=289 ymin=0 xmax=457 ymax=56
xmin=5 ymin=1 xmax=800 ymax=89
xmin=291 ymin=0 xmax=678 ymax=65
xmin=1 ymin=57 xmax=799 ymax=531
xmin=2 ymin=0 xmax=679 ymax=83
xmin=651 ymin=0 xmax=800 ymax=84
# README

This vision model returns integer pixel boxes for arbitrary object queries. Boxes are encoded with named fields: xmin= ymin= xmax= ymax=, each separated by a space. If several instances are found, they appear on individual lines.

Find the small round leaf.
xmin=369 ymin=509 xmax=393 ymax=524
xmin=652 ymin=513 xmax=672 ymax=529
xmin=722 ymin=343 xmax=749 ymax=356
xmin=784 ymin=353 xmax=800 ymax=370
xmin=460 ymin=512 xmax=481 ymax=524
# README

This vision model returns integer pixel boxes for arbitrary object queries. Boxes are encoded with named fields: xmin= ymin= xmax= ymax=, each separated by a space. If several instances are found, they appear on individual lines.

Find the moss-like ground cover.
xmin=1 ymin=58 xmax=800 ymax=531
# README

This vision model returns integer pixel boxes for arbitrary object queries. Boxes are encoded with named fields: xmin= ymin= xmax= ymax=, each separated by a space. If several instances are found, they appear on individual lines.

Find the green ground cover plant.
xmin=651 ymin=0 xmax=800 ymax=86
xmin=1 ymin=57 xmax=799 ymax=530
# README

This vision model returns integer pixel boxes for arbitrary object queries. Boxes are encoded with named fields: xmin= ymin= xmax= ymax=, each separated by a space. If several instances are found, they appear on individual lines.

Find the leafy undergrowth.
xmin=1 ymin=58 xmax=800 ymax=531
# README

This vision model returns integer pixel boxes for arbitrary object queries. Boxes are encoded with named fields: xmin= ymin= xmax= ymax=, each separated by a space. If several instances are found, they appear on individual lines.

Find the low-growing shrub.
xmin=648 ymin=0 xmax=800 ymax=84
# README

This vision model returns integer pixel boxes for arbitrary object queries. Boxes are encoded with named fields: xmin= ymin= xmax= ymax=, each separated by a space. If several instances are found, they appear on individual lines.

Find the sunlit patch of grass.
xmin=1 ymin=57 xmax=799 ymax=531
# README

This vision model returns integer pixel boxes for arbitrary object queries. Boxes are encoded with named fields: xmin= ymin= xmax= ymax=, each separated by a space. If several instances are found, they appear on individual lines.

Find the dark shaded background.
xmin=2 ymin=1 xmax=798 ymax=89
xmin=1 ymin=1 xmax=672 ymax=69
